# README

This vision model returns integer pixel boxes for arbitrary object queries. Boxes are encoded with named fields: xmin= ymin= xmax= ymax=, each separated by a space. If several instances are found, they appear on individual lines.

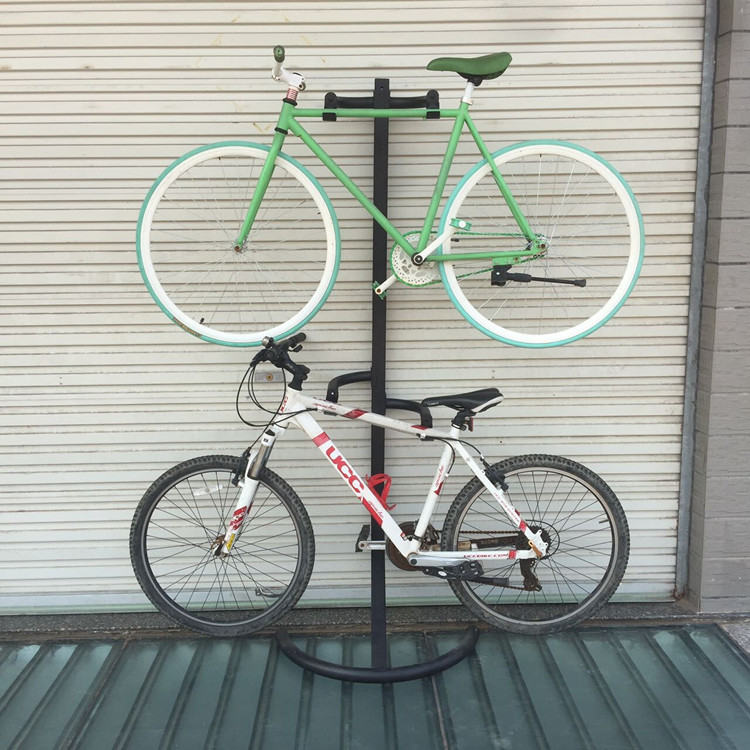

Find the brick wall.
xmin=689 ymin=0 xmax=750 ymax=612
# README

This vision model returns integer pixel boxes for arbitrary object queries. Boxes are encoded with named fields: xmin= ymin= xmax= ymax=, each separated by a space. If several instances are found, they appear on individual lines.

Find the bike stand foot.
xmin=275 ymin=625 xmax=479 ymax=683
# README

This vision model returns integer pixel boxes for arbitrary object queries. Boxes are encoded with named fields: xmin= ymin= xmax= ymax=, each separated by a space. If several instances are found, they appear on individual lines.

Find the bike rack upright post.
xmin=276 ymin=79 xmax=479 ymax=683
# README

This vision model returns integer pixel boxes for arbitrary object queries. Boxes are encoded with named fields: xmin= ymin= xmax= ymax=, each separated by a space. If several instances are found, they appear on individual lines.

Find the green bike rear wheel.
xmin=439 ymin=141 xmax=644 ymax=347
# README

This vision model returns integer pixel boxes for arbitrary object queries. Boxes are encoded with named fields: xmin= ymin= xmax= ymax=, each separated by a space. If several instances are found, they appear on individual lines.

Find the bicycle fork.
xmin=216 ymin=424 xmax=286 ymax=556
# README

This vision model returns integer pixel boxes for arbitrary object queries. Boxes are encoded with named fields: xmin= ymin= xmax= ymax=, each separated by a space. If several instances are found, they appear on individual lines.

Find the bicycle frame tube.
xmin=233 ymin=117 xmax=289 ymax=250
xmin=269 ymin=387 xmax=546 ymax=563
xmin=234 ymin=100 xmax=539 ymax=259
xmin=463 ymin=115 xmax=536 ymax=241
xmin=288 ymin=116 xmax=416 ymax=257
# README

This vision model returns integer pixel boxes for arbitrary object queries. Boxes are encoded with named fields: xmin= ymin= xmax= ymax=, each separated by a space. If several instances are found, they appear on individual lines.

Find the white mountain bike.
xmin=130 ymin=333 xmax=630 ymax=637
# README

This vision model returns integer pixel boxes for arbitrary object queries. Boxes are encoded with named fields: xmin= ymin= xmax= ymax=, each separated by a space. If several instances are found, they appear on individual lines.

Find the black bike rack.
xmin=275 ymin=79 xmax=479 ymax=683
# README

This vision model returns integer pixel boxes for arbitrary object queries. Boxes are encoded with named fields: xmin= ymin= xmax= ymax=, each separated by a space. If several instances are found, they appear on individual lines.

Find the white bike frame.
xmin=221 ymin=387 xmax=549 ymax=564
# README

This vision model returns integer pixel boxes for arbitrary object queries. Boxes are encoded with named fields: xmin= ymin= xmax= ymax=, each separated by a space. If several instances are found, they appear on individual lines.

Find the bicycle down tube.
xmin=233 ymin=97 xmax=539 ymax=263
xmin=225 ymin=386 xmax=548 ymax=564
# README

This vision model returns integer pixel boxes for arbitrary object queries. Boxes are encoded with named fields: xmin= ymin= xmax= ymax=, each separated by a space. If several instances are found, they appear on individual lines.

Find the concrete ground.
xmin=1 ymin=601 xmax=749 ymax=657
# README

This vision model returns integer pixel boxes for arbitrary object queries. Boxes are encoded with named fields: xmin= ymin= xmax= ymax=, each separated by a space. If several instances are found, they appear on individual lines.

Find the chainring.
xmin=390 ymin=232 xmax=442 ymax=287
xmin=386 ymin=521 xmax=440 ymax=571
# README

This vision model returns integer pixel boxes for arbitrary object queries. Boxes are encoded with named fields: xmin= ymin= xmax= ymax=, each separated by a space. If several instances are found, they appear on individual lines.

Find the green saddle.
xmin=427 ymin=52 xmax=512 ymax=84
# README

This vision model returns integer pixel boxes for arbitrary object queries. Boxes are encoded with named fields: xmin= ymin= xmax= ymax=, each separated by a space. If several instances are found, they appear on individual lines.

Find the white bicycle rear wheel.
xmin=439 ymin=141 xmax=644 ymax=347
xmin=137 ymin=142 xmax=340 ymax=347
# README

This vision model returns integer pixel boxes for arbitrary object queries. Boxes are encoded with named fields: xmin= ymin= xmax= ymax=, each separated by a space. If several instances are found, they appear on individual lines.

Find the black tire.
xmin=130 ymin=455 xmax=314 ymax=636
xmin=442 ymin=454 xmax=629 ymax=635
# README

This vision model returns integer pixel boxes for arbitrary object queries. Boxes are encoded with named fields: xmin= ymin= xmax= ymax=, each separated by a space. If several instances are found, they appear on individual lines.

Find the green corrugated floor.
xmin=1 ymin=625 xmax=749 ymax=749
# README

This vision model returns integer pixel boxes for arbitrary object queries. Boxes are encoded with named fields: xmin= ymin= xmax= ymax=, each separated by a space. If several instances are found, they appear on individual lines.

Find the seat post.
xmin=462 ymin=80 xmax=476 ymax=104
xmin=451 ymin=410 xmax=475 ymax=431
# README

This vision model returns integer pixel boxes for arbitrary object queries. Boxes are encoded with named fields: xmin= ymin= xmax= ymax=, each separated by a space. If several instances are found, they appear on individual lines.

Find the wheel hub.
xmin=516 ymin=523 xmax=555 ymax=557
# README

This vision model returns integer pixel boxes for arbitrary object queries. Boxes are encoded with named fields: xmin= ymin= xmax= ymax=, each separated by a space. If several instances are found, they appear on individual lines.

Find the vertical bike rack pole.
xmin=369 ymin=77 xmax=390 ymax=669
xmin=275 ymin=79 xmax=479 ymax=682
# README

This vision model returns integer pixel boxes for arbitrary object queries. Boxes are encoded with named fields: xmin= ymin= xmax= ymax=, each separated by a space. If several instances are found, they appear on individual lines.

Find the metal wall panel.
xmin=0 ymin=0 xmax=705 ymax=611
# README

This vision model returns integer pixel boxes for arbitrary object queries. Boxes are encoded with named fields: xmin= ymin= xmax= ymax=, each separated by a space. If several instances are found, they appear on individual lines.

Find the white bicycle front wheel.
xmin=137 ymin=142 xmax=340 ymax=347
xmin=439 ymin=141 xmax=644 ymax=347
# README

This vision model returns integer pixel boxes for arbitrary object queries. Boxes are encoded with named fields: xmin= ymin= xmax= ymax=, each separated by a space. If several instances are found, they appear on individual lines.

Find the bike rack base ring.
xmin=275 ymin=625 xmax=479 ymax=683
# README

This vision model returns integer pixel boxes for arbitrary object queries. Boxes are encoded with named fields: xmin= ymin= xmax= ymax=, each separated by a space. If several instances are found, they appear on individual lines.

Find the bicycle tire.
xmin=130 ymin=455 xmax=314 ymax=636
xmin=441 ymin=454 xmax=629 ymax=634
xmin=137 ymin=142 xmax=340 ymax=347
xmin=439 ymin=141 xmax=644 ymax=347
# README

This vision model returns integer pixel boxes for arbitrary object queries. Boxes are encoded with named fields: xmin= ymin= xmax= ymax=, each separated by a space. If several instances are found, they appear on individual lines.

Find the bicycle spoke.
xmin=440 ymin=144 xmax=641 ymax=346
xmin=139 ymin=145 xmax=338 ymax=344
xmin=134 ymin=458 xmax=312 ymax=631
xmin=444 ymin=456 xmax=626 ymax=631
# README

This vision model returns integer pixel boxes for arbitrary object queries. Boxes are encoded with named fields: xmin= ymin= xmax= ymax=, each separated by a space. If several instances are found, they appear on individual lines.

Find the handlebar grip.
xmin=272 ymin=46 xmax=285 ymax=79
xmin=261 ymin=332 xmax=306 ymax=351
xmin=282 ymin=332 xmax=306 ymax=350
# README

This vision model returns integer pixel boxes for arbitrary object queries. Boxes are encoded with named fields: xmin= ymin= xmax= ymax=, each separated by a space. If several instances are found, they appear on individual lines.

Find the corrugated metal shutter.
xmin=0 ymin=0 xmax=704 ymax=611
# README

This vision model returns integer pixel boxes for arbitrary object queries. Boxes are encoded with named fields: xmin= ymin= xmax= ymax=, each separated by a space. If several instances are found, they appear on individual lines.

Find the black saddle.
xmin=422 ymin=388 xmax=503 ymax=413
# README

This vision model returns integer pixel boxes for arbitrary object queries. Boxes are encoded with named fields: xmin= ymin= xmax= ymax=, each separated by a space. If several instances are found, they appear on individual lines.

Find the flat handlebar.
xmin=254 ymin=332 xmax=310 ymax=384
xmin=272 ymin=45 xmax=285 ymax=78
xmin=262 ymin=331 xmax=305 ymax=351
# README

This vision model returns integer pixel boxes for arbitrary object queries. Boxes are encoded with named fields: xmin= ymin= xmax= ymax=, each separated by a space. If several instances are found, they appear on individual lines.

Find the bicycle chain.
xmin=390 ymin=231 xmax=532 ymax=287
xmin=456 ymin=530 xmax=543 ymax=592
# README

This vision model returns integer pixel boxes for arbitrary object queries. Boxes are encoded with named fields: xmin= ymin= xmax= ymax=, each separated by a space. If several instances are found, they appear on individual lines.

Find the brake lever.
xmin=250 ymin=348 xmax=271 ymax=367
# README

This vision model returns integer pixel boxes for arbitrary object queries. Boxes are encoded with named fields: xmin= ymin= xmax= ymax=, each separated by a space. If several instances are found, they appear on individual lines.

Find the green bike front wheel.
xmin=439 ymin=141 xmax=644 ymax=347
xmin=137 ymin=142 xmax=340 ymax=347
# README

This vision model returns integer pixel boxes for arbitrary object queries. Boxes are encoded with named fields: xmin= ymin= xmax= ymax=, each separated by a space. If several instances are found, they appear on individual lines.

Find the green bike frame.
xmin=234 ymin=99 xmax=542 ymax=263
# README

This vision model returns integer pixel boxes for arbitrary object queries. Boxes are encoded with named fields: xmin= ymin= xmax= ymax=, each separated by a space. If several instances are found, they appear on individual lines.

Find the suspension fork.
xmin=218 ymin=423 xmax=286 ymax=555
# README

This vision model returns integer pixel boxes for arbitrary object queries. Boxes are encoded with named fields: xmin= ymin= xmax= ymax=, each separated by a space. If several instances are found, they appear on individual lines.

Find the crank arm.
xmin=373 ymin=275 xmax=398 ymax=298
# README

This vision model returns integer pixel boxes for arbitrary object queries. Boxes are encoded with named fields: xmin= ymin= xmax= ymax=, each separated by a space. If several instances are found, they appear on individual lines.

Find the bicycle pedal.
xmin=450 ymin=217 xmax=472 ymax=231
xmin=255 ymin=586 xmax=283 ymax=598
xmin=372 ymin=281 xmax=388 ymax=299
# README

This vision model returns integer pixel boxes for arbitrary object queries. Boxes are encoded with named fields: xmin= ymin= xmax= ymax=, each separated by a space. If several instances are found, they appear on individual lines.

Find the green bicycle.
xmin=137 ymin=47 xmax=644 ymax=348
